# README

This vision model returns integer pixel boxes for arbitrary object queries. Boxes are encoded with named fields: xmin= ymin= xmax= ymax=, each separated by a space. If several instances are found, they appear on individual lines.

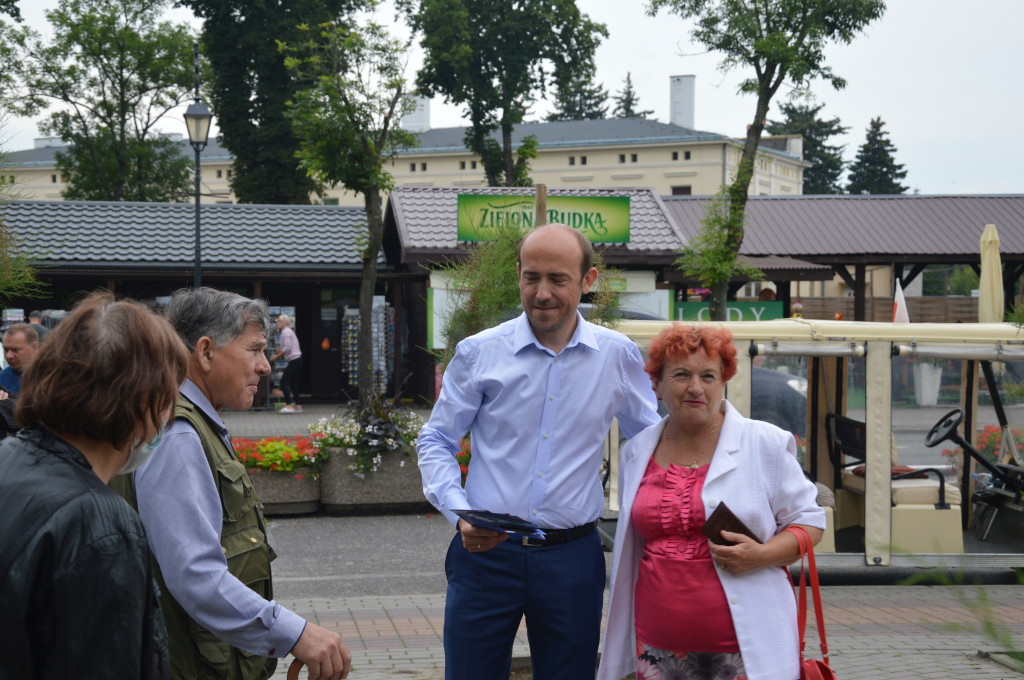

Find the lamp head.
xmin=184 ymin=100 xmax=213 ymax=149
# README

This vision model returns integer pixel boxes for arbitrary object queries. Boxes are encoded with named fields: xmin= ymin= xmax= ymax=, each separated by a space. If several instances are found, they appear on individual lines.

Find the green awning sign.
xmin=456 ymin=194 xmax=630 ymax=243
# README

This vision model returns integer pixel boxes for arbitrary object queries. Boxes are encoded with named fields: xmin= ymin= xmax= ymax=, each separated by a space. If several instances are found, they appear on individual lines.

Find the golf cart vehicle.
xmin=604 ymin=318 xmax=1024 ymax=571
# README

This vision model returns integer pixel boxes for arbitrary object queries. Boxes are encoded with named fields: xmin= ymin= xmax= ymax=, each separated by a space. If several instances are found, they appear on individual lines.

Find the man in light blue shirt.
xmin=418 ymin=224 xmax=660 ymax=680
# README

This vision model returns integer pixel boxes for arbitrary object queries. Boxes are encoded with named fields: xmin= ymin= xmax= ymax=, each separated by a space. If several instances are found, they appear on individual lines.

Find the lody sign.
xmin=675 ymin=301 xmax=784 ymax=322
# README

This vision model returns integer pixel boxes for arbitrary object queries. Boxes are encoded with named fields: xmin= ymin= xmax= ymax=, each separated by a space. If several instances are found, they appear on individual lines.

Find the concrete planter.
xmin=320 ymin=447 xmax=429 ymax=514
xmin=249 ymin=467 xmax=320 ymax=516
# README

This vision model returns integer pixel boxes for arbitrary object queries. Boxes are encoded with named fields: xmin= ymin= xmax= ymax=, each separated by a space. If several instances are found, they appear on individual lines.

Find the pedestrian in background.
xmin=0 ymin=324 xmax=39 ymax=395
xmin=0 ymin=291 xmax=188 ymax=678
xmin=27 ymin=311 xmax=49 ymax=341
xmin=271 ymin=313 xmax=303 ymax=413
xmin=418 ymin=223 xmax=660 ymax=680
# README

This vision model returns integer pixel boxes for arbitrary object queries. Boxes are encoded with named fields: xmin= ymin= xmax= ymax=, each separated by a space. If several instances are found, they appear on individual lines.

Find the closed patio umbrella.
xmin=978 ymin=223 xmax=1004 ymax=323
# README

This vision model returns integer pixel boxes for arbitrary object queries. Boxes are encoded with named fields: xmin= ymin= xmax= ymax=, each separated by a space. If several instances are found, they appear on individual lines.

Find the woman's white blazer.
xmin=597 ymin=400 xmax=826 ymax=680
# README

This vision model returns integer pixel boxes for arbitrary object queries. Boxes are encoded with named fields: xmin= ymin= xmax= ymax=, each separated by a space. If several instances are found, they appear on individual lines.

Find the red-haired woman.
xmin=598 ymin=324 xmax=825 ymax=680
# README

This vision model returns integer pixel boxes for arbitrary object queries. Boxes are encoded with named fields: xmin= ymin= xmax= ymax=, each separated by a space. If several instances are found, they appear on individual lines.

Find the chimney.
xmin=402 ymin=94 xmax=430 ymax=133
xmin=669 ymin=75 xmax=695 ymax=129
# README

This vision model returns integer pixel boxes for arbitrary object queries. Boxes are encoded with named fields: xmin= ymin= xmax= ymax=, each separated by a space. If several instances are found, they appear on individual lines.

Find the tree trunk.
xmin=708 ymin=280 xmax=728 ymax=322
xmin=711 ymin=91 xmax=772 ymax=322
xmin=501 ymin=123 xmax=514 ymax=187
xmin=357 ymin=186 xmax=384 ymax=406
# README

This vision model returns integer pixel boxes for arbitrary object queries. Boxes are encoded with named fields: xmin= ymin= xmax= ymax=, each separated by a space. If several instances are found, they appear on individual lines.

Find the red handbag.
xmin=784 ymin=526 xmax=838 ymax=680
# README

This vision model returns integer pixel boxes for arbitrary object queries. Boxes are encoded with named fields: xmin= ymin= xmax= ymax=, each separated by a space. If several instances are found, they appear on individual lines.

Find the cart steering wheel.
xmin=925 ymin=408 xmax=965 ymax=448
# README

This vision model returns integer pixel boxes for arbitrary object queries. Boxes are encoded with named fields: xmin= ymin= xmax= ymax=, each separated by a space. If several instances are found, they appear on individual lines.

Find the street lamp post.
xmin=183 ymin=42 xmax=212 ymax=289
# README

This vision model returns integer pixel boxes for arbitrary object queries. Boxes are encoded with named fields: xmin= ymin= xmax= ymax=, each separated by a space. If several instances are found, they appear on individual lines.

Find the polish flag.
xmin=893 ymin=279 xmax=910 ymax=323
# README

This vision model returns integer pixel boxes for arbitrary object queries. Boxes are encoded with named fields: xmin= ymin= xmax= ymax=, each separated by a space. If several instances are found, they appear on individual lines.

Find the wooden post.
xmin=535 ymin=184 xmax=547 ymax=226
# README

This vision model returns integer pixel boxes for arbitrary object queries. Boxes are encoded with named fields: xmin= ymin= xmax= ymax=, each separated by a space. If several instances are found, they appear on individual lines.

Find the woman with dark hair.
xmin=598 ymin=324 xmax=825 ymax=680
xmin=0 ymin=291 xmax=189 ymax=678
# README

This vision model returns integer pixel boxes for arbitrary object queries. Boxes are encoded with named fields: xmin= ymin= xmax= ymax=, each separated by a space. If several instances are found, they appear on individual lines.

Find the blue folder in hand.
xmin=453 ymin=509 xmax=547 ymax=540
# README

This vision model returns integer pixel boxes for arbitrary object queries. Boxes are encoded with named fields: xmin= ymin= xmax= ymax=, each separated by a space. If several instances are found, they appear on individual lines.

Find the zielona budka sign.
xmin=456 ymin=194 xmax=630 ymax=243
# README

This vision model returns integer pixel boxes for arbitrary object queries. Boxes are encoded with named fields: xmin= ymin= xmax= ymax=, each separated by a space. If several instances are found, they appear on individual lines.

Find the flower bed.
xmin=233 ymin=435 xmax=328 ymax=516
xmin=310 ymin=396 xmax=429 ymax=514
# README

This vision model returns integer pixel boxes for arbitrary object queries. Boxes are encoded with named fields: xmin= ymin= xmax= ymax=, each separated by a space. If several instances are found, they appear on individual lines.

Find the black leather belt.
xmin=521 ymin=520 xmax=597 ymax=547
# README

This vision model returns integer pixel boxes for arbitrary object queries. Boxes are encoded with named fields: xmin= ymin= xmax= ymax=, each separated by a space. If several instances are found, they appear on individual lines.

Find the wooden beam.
xmin=832 ymin=265 xmax=856 ymax=289
xmin=854 ymin=263 xmax=866 ymax=321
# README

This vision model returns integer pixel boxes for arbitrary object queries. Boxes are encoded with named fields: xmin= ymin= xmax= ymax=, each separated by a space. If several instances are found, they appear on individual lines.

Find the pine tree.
xmin=846 ymin=117 xmax=908 ymax=194
xmin=611 ymin=73 xmax=653 ymax=119
xmin=766 ymin=100 xmax=847 ymax=194
xmin=545 ymin=67 xmax=608 ymax=121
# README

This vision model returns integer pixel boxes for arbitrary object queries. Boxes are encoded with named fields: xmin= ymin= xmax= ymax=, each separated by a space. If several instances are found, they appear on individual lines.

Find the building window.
xmin=410 ymin=163 xmax=416 ymax=172
xmin=671 ymin=186 xmax=692 ymax=195
xmin=216 ymin=169 xmax=223 ymax=179
xmin=51 ymin=174 xmax=57 ymax=183
xmin=322 ymin=198 xmax=339 ymax=206
xmin=618 ymin=154 xmax=626 ymax=164
xmin=459 ymin=161 xmax=466 ymax=170
xmin=569 ymin=156 xmax=576 ymax=166
xmin=581 ymin=156 xmax=587 ymax=166
xmin=471 ymin=160 xmax=477 ymax=169
xmin=421 ymin=162 xmax=427 ymax=171
xmin=227 ymin=169 xmax=232 ymax=178
xmin=685 ymin=151 xmax=691 ymax=160
xmin=672 ymin=151 xmax=678 ymax=161
xmin=631 ymin=153 xmax=638 ymax=163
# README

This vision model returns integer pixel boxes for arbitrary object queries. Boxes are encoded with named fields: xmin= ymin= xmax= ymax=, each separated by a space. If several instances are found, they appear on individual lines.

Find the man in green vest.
xmin=113 ymin=288 xmax=351 ymax=680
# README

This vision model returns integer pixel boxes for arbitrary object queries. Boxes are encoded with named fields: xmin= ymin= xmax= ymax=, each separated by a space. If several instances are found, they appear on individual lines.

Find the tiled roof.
xmin=10 ymin=119 xmax=795 ymax=167
xmin=385 ymin=186 xmax=685 ymax=266
xmin=663 ymin=194 xmax=1024 ymax=262
xmin=1 ymin=200 xmax=374 ymax=271
xmin=409 ymin=118 xmax=735 ymax=154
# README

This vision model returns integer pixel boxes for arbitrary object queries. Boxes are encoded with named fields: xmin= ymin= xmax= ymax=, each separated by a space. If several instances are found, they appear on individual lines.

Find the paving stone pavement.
xmin=263 ymin=586 xmax=1024 ymax=680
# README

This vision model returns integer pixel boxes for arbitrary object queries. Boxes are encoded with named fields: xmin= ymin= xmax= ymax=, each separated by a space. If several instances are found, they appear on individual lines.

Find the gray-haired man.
xmin=113 ymin=288 xmax=350 ymax=680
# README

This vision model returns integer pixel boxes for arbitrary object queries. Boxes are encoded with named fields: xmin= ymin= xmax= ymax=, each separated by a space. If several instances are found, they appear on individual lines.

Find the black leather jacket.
xmin=0 ymin=426 xmax=169 ymax=679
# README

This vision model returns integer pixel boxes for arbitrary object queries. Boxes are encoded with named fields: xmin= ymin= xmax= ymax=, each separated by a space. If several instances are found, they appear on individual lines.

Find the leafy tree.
xmin=648 ymin=0 xmax=885 ymax=320
xmin=674 ymin=187 xmax=763 ymax=310
xmin=949 ymin=265 xmax=979 ymax=297
xmin=281 ymin=18 xmax=417 ymax=405
xmin=404 ymin=0 xmax=607 ymax=186
xmin=546 ymin=64 xmax=608 ymax=122
xmin=0 ymin=127 xmax=47 ymax=304
xmin=0 ymin=1 xmax=19 ymax=21
xmin=612 ymin=72 xmax=653 ymax=119
xmin=57 ymin=125 xmax=190 ymax=202
xmin=3 ymin=0 xmax=195 ymax=202
xmin=767 ymin=99 xmax=848 ymax=194
xmin=846 ymin=116 xmax=908 ymax=194
xmin=180 ymin=0 xmax=364 ymax=204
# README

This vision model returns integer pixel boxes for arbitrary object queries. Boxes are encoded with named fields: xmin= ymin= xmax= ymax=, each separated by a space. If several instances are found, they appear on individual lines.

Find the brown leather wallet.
xmin=702 ymin=501 xmax=763 ymax=546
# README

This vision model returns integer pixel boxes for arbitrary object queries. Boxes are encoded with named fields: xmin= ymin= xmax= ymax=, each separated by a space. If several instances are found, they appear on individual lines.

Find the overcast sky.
xmin=6 ymin=0 xmax=1023 ymax=195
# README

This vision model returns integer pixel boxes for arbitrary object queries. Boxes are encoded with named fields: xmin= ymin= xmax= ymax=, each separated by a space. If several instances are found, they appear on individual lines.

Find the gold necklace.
xmin=660 ymin=416 xmax=721 ymax=469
